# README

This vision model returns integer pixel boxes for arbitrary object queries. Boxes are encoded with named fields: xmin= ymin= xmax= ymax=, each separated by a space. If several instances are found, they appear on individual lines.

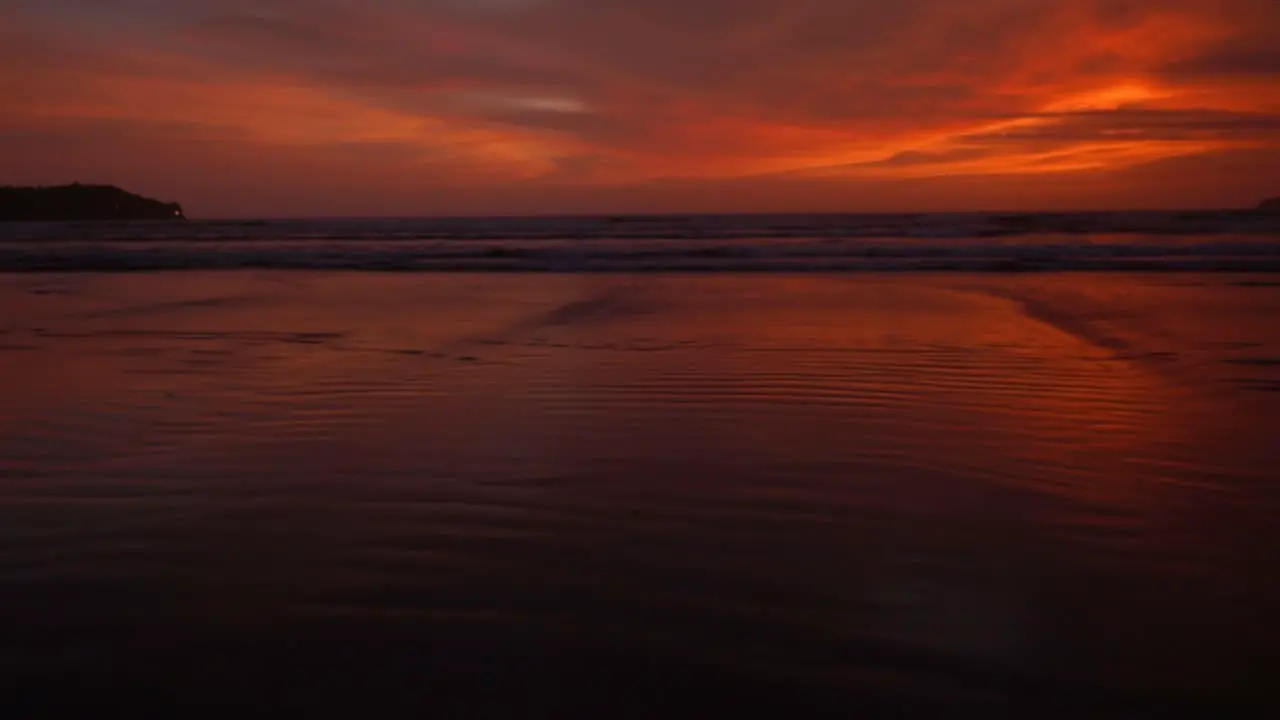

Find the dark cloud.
xmin=862 ymin=148 xmax=1004 ymax=169
xmin=967 ymin=109 xmax=1280 ymax=144
xmin=1162 ymin=50 xmax=1280 ymax=79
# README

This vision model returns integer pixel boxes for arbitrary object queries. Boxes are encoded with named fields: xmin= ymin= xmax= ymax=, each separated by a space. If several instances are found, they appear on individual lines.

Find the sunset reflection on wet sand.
xmin=2 ymin=271 xmax=1279 ymax=715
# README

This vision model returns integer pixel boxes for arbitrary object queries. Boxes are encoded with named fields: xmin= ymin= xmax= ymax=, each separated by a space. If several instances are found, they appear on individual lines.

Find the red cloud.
xmin=2 ymin=0 xmax=1277 ymax=214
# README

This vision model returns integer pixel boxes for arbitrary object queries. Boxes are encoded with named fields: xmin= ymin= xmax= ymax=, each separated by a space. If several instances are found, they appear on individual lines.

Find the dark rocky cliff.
xmin=0 ymin=184 xmax=184 ymax=221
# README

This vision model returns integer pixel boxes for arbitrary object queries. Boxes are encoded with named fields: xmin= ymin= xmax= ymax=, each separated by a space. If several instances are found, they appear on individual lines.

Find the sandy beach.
xmin=3 ymin=271 xmax=1280 ymax=714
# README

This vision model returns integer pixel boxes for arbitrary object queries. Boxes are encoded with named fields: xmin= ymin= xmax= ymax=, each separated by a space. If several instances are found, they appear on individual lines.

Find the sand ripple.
xmin=2 ymin=272 xmax=1278 ymax=713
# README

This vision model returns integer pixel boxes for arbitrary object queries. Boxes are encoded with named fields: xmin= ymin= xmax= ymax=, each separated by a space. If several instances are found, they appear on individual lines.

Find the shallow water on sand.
xmin=2 ymin=272 xmax=1279 ymax=715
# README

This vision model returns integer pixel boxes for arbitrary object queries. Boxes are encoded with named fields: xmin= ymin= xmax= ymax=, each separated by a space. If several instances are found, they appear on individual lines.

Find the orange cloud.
xmin=2 ymin=1 xmax=1277 ymax=215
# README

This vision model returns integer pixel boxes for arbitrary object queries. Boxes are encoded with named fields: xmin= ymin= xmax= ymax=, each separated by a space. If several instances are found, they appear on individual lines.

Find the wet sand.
xmin=2 ymin=271 xmax=1279 ymax=715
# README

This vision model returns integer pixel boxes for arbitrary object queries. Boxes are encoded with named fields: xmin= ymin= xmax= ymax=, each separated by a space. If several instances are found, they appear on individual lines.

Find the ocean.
xmin=2 ymin=209 xmax=1279 ymax=272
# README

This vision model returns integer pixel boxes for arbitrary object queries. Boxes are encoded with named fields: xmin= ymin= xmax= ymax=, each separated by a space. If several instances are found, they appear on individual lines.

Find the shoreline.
xmin=5 ymin=265 xmax=1280 ymax=273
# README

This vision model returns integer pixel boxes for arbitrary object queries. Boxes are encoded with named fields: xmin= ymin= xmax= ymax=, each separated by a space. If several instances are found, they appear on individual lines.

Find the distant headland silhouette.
xmin=1259 ymin=197 xmax=1280 ymax=213
xmin=0 ymin=183 xmax=184 ymax=222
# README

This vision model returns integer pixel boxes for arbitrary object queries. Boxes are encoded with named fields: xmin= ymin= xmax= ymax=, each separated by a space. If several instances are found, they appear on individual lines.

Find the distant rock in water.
xmin=1258 ymin=197 xmax=1280 ymax=213
xmin=0 ymin=183 xmax=184 ymax=221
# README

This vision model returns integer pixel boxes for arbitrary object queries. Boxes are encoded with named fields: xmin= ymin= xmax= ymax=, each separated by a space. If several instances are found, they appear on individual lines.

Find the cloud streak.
xmin=2 ymin=0 xmax=1278 ymax=214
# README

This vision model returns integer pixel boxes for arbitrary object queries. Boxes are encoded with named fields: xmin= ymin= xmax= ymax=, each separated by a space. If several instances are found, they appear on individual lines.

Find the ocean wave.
xmin=2 ymin=234 xmax=1279 ymax=272
xmin=1 ymin=210 xmax=1277 ymax=272
xmin=2 ymin=209 xmax=1279 ymax=244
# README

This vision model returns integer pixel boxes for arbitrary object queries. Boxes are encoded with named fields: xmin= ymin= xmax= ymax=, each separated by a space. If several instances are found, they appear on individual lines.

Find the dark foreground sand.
xmin=2 ymin=272 xmax=1279 ymax=715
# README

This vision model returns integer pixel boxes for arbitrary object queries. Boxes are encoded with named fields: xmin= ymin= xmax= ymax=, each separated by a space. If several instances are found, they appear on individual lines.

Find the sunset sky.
xmin=3 ymin=0 xmax=1278 ymax=217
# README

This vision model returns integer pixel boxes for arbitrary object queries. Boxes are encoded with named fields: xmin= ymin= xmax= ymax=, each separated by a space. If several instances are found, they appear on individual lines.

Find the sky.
xmin=2 ymin=0 xmax=1278 ymax=217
